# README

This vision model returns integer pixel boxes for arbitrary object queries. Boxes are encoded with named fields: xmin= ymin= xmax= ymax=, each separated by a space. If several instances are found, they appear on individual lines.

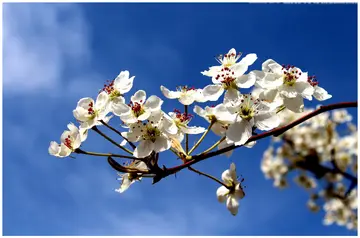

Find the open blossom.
xmin=160 ymin=85 xmax=207 ymax=105
xmin=73 ymin=92 xmax=111 ymax=129
xmin=112 ymin=90 xmax=163 ymax=124
xmin=115 ymin=160 xmax=148 ymax=193
xmin=122 ymin=111 xmax=177 ymax=158
xmin=332 ymin=109 xmax=353 ymax=123
xmin=168 ymin=109 xmax=205 ymax=142
xmin=201 ymin=48 xmax=257 ymax=102
xmin=253 ymin=59 xmax=316 ymax=112
xmin=226 ymin=94 xmax=280 ymax=146
xmin=100 ymin=70 xmax=135 ymax=108
xmin=216 ymin=163 xmax=245 ymax=216
xmin=194 ymin=104 xmax=236 ymax=136
xmin=49 ymin=123 xmax=88 ymax=158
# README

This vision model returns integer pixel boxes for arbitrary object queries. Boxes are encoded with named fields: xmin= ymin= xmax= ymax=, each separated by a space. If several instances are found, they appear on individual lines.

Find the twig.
xmin=188 ymin=166 xmax=230 ymax=189
xmin=92 ymin=126 xmax=133 ymax=155
xmin=100 ymin=120 xmax=136 ymax=149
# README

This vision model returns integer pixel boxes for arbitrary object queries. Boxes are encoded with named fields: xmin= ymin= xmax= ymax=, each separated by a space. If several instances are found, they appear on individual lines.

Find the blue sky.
xmin=3 ymin=3 xmax=357 ymax=236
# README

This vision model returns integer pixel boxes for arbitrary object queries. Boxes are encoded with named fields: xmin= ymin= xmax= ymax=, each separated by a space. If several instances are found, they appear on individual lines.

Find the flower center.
xmin=143 ymin=125 xmax=161 ymax=142
xmin=307 ymin=75 xmax=319 ymax=87
xmin=216 ymin=52 xmax=242 ymax=67
xmin=64 ymin=135 xmax=73 ymax=150
xmin=129 ymin=101 xmax=145 ymax=117
xmin=236 ymin=94 xmax=263 ymax=120
xmin=173 ymin=109 xmax=193 ymax=124
xmin=101 ymin=80 xmax=122 ymax=100
xmin=214 ymin=67 xmax=237 ymax=89
xmin=282 ymin=65 xmax=302 ymax=86
xmin=87 ymin=102 xmax=98 ymax=119
xmin=176 ymin=85 xmax=196 ymax=93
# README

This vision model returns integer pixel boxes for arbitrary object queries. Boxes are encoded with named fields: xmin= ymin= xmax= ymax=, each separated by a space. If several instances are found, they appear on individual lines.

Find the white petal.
xmin=221 ymin=169 xmax=232 ymax=184
xmin=211 ymin=123 xmax=227 ymax=136
xmin=117 ymin=175 xmax=135 ymax=193
xmin=202 ymin=84 xmax=224 ymax=101
xmin=120 ymin=113 xmax=138 ymax=124
xmin=239 ymin=53 xmax=257 ymax=66
xmin=283 ymin=96 xmax=304 ymax=113
xmin=244 ymin=141 xmax=256 ymax=148
xmin=144 ymin=95 xmax=163 ymax=111
xmin=279 ymin=85 xmax=298 ymax=98
xmin=313 ymin=86 xmax=332 ymax=101
xmin=180 ymin=125 xmax=205 ymax=134
xmin=194 ymin=89 xmax=208 ymax=103
xmin=95 ymin=91 xmax=109 ymax=109
xmin=48 ymin=141 xmax=61 ymax=156
xmin=122 ymin=132 xmax=140 ymax=142
xmin=218 ymin=140 xmax=233 ymax=157
xmin=114 ymin=71 xmax=134 ymax=94
xmin=226 ymin=195 xmax=239 ymax=216
xmin=131 ymin=90 xmax=146 ymax=104
xmin=255 ymin=113 xmax=280 ymax=131
xmin=137 ymin=109 xmax=151 ymax=121
xmin=224 ymin=89 xmax=241 ymax=105
xmin=226 ymin=120 xmax=253 ymax=146
xmin=229 ymin=163 xmax=237 ymax=181
xmin=255 ymin=73 xmax=283 ymax=89
xmin=193 ymin=105 xmax=207 ymax=119
xmin=230 ymin=63 xmax=248 ymax=76
xmin=262 ymin=59 xmax=282 ymax=74
xmin=112 ymin=102 xmax=131 ymax=116
xmin=295 ymin=81 xmax=314 ymax=100
xmin=234 ymin=184 xmax=245 ymax=199
xmin=133 ymin=140 xmax=154 ymax=158
xmin=160 ymin=86 xmax=181 ymax=99
xmin=235 ymin=72 xmax=256 ymax=88
xmin=59 ymin=144 xmax=72 ymax=157
xmin=214 ymin=104 xmax=236 ymax=123
xmin=179 ymin=93 xmax=196 ymax=105
xmin=216 ymin=186 xmax=229 ymax=203
xmin=154 ymin=135 xmax=171 ymax=153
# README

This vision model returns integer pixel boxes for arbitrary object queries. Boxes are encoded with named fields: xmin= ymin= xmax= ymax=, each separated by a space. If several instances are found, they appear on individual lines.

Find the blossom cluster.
xmin=261 ymin=108 xmax=357 ymax=230
xmin=49 ymin=48 xmax=334 ymax=217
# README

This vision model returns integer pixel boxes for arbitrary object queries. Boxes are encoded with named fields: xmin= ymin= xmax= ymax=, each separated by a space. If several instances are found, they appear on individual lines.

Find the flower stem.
xmin=75 ymin=148 xmax=139 ymax=160
xmin=92 ymin=126 xmax=133 ymax=155
xmin=188 ymin=121 xmax=214 ymax=155
xmin=100 ymin=120 xmax=136 ymax=149
xmin=184 ymin=105 xmax=189 ymax=153
xmin=188 ymin=166 xmax=230 ymax=189
xmin=276 ymin=105 xmax=286 ymax=114
xmin=201 ymin=136 xmax=226 ymax=155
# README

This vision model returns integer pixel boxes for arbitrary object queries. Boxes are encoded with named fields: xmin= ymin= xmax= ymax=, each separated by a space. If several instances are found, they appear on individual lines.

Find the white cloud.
xmin=3 ymin=3 xmax=91 ymax=94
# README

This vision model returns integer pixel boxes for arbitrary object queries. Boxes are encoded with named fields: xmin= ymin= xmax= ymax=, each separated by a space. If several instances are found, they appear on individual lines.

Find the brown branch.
xmin=159 ymin=101 xmax=357 ymax=180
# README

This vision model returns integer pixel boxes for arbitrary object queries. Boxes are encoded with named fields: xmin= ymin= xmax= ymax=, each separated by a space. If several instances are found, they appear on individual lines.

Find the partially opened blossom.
xmin=201 ymin=48 xmax=257 ymax=102
xmin=168 ymin=109 xmax=205 ymax=142
xmin=115 ymin=160 xmax=148 ymax=193
xmin=112 ymin=90 xmax=163 ymax=124
xmin=193 ymin=104 xmax=236 ymax=136
xmin=73 ymin=92 xmax=111 ymax=129
xmin=122 ymin=111 xmax=177 ymax=158
xmin=216 ymin=163 xmax=245 ymax=216
xmin=253 ymin=60 xmax=316 ymax=112
xmin=101 ymin=70 xmax=135 ymax=108
xmin=226 ymin=94 xmax=280 ymax=146
xmin=160 ymin=85 xmax=207 ymax=105
xmin=49 ymin=123 xmax=87 ymax=158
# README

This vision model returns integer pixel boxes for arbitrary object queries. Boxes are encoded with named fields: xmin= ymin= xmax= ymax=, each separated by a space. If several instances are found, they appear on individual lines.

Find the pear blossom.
xmin=73 ymin=92 xmax=111 ymax=129
xmin=122 ymin=111 xmax=177 ymax=158
xmin=112 ymin=90 xmax=163 ymax=124
xmin=193 ymin=104 xmax=236 ymax=136
xmin=294 ymin=174 xmax=317 ymax=190
xmin=115 ymin=160 xmax=148 ymax=193
xmin=307 ymin=75 xmax=332 ymax=101
xmin=332 ymin=109 xmax=353 ymax=124
xmin=253 ymin=60 xmax=316 ymax=112
xmin=100 ymin=70 xmax=135 ymax=108
xmin=201 ymin=48 xmax=257 ymax=102
xmin=49 ymin=123 xmax=88 ymax=158
xmin=226 ymin=94 xmax=280 ymax=146
xmin=160 ymin=85 xmax=207 ymax=105
xmin=216 ymin=163 xmax=245 ymax=216
xmin=167 ymin=109 xmax=205 ymax=142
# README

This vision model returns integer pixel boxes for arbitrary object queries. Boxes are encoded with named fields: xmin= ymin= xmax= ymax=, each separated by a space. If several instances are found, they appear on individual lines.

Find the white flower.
xmin=49 ymin=123 xmax=87 ymax=158
xmin=216 ymin=163 xmax=245 ymax=216
xmin=115 ymin=160 xmax=148 ymax=193
xmin=73 ymin=92 xmax=111 ymax=129
xmin=112 ymin=90 xmax=163 ymax=124
xmin=168 ymin=109 xmax=205 ymax=142
xmin=193 ymin=104 xmax=236 ymax=136
xmin=201 ymin=48 xmax=257 ymax=102
xmin=226 ymin=94 xmax=280 ymax=146
xmin=294 ymin=174 xmax=317 ymax=190
xmin=332 ymin=109 xmax=353 ymax=124
xmin=101 ymin=70 xmax=135 ymax=108
xmin=307 ymin=75 xmax=332 ymax=101
xmin=253 ymin=60 xmax=315 ymax=113
xmin=122 ymin=111 xmax=177 ymax=158
xmin=160 ymin=85 xmax=207 ymax=105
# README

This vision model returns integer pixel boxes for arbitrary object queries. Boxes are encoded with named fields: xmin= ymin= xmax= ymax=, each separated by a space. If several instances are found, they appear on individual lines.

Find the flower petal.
xmin=216 ymin=186 xmax=229 ymax=203
xmin=95 ymin=91 xmax=109 ymax=109
xmin=131 ymin=90 xmax=146 ymax=104
xmin=239 ymin=53 xmax=257 ymax=66
xmin=313 ymin=86 xmax=332 ymax=101
xmin=114 ymin=70 xmax=134 ymax=94
xmin=180 ymin=125 xmax=205 ymax=134
xmin=112 ymin=102 xmax=131 ymax=116
xmin=202 ymin=84 xmax=224 ymax=101
xmin=134 ymin=140 xmax=154 ymax=158
xmin=255 ymin=112 xmax=280 ymax=131
xmin=160 ymin=85 xmax=181 ymax=99
xmin=154 ymin=135 xmax=171 ymax=153
xmin=144 ymin=95 xmax=163 ymax=111
xmin=235 ymin=72 xmax=256 ymax=89
xmin=226 ymin=195 xmax=239 ymax=216
xmin=283 ymin=96 xmax=304 ymax=113
xmin=218 ymin=139 xmax=234 ymax=157
xmin=226 ymin=120 xmax=253 ymax=146
xmin=295 ymin=81 xmax=314 ymax=100
xmin=179 ymin=93 xmax=196 ymax=105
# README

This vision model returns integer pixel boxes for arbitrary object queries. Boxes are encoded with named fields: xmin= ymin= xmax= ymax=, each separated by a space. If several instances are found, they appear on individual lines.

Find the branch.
xmin=188 ymin=166 xmax=230 ymax=189
xmin=163 ymin=101 xmax=358 ymax=177
xmin=75 ymin=148 xmax=142 ymax=160
xmin=100 ymin=120 xmax=136 ymax=149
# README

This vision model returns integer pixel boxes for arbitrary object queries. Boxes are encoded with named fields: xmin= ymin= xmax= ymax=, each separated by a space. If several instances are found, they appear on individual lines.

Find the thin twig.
xmin=188 ymin=121 xmax=214 ymax=155
xmin=75 ymin=148 xmax=141 ymax=160
xmin=92 ymin=126 xmax=133 ymax=155
xmin=100 ymin=120 xmax=136 ymax=149
xmin=188 ymin=166 xmax=230 ymax=189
